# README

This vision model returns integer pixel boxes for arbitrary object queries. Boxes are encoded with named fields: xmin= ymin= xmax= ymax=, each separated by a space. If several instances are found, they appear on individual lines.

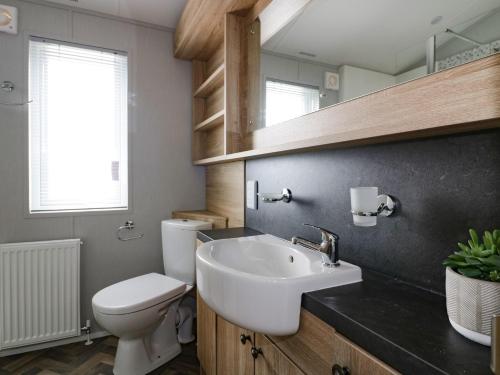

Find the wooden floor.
xmin=0 ymin=336 xmax=199 ymax=375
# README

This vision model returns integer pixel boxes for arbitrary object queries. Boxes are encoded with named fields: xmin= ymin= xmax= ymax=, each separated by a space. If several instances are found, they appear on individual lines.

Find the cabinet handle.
xmin=332 ymin=364 xmax=351 ymax=375
xmin=251 ymin=346 xmax=263 ymax=359
xmin=240 ymin=334 xmax=252 ymax=345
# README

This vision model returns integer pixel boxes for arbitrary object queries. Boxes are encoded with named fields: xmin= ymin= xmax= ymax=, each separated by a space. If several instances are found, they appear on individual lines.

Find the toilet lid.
xmin=92 ymin=273 xmax=186 ymax=315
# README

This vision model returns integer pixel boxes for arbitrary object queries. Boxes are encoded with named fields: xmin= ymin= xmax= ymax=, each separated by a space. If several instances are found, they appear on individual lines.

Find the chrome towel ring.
xmin=116 ymin=220 xmax=144 ymax=241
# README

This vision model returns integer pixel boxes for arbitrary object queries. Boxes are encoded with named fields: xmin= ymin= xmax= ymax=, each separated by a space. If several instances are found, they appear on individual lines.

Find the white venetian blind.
xmin=265 ymin=79 xmax=320 ymax=127
xmin=29 ymin=37 xmax=128 ymax=213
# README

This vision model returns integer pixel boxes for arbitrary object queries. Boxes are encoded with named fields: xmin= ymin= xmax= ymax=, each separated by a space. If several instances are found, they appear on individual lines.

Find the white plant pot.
xmin=446 ymin=267 xmax=500 ymax=346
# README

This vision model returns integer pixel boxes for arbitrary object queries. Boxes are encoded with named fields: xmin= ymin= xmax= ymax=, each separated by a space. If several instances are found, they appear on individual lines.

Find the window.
xmin=265 ymin=79 xmax=320 ymax=127
xmin=29 ymin=37 xmax=128 ymax=213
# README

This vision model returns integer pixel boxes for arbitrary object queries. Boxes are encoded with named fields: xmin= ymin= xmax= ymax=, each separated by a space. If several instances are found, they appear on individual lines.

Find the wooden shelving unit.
xmin=176 ymin=1 xmax=500 ymax=166
xmin=190 ymin=13 xmax=261 ymax=163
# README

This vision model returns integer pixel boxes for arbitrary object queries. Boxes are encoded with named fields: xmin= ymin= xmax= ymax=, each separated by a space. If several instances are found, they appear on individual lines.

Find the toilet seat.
xmin=92 ymin=273 xmax=186 ymax=315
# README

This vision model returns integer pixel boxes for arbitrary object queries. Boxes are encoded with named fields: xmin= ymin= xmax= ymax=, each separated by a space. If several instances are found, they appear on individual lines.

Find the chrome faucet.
xmin=291 ymin=224 xmax=340 ymax=267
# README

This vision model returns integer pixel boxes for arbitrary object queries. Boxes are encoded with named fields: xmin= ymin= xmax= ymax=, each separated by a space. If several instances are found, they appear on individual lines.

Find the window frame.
xmin=24 ymin=35 xmax=133 ymax=218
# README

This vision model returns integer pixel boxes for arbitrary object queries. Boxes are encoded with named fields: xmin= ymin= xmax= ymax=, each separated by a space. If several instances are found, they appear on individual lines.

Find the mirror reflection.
xmin=255 ymin=0 xmax=500 ymax=131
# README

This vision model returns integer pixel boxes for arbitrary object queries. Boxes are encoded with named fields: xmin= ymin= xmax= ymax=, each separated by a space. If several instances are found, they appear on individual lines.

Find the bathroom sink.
xmin=196 ymin=234 xmax=362 ymax=335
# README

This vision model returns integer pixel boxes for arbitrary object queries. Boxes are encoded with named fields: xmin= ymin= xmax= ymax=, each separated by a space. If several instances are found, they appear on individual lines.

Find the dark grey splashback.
xmin=246 ymin=129 xmax=500 ymax=293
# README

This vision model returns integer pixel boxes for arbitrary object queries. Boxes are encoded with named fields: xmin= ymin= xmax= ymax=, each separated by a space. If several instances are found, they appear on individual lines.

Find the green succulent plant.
xmin=443 ymin=229 xmax=500 ymax=282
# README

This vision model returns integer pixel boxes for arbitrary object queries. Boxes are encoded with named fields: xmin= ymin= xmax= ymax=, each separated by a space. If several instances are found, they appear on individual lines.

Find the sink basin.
xmin=196 ymin=234 xmax=362 ymax=335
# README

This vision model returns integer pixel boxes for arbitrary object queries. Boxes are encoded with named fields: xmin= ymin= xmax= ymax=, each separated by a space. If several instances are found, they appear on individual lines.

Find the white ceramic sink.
xmin=196 ymin=234 xmax=362 ymax=335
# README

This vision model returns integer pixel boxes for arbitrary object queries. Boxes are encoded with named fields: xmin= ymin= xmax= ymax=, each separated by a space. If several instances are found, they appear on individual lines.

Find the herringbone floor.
xmin=0 ymin=336 xmax=199 ymax=375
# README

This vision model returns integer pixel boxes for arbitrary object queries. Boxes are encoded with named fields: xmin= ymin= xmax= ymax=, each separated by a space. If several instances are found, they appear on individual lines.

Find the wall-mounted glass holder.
xmin=351 ymin=194 xmax=396 ymax=217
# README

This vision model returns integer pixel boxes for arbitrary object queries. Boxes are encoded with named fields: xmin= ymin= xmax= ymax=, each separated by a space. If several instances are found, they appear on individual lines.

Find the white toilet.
xmin=92 ymin=219 xmax=211 ymax=375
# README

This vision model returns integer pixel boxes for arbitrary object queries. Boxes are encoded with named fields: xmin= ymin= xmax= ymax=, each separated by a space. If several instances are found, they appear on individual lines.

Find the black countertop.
xmin=197 ymin=228 xmax=492 ymax=375
xmin=197 ymin=227 xmax=262 ymax=242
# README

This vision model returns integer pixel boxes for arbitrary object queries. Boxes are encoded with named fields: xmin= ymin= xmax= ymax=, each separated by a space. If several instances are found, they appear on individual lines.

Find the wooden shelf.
xmin=194 ymin=64 xmax=224 ymax=98
xmin=194 ymin=110 xmax=225 ymax=132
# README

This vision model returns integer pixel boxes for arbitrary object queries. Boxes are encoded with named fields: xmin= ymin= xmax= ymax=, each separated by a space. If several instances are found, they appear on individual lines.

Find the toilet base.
xmin=113 ymin=301 xmax=182 ymax=375
xmin=113 ymin=338 xmax=181 ymax=375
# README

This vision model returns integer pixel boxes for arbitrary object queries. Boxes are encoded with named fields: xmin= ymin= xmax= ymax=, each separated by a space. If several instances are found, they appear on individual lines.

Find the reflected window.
xmin=265 ymin=79 xmax=319 ymax=127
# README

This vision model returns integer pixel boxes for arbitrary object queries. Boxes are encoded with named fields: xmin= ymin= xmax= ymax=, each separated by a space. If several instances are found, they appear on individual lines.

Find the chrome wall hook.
xmin=0 ymin=80 xmax=33 ymax=106
xmin=258 ymin=188 xmax=292 ymax=203
xmin=1 ymin=81 xmax=14 ymax=92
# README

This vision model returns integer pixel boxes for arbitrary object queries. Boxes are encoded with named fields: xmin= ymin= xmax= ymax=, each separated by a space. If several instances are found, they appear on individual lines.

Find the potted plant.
xmin=443 ymin=229 xmax=500 ymax=346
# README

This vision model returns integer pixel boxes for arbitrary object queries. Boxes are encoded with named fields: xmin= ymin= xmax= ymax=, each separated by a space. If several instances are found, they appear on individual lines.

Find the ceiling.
xmin=44 ymin=0 xmax=187 ymax=29
xmin=263 ymin=0 xmax=500 ymax=75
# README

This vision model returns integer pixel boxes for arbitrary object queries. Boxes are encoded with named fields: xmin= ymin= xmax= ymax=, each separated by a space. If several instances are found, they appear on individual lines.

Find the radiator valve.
xmin=81 ymin=319 xmax=93 ymax=346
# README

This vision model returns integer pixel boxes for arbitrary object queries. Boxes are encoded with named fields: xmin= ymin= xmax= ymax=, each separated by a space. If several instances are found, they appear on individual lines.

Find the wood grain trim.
xmin=193 ymin=55 xmax=500 ymax=165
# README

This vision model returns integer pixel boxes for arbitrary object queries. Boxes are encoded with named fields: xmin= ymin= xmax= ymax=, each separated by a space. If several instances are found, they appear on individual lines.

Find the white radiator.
xmin=0 ymin=239 xmax=80 ymax=350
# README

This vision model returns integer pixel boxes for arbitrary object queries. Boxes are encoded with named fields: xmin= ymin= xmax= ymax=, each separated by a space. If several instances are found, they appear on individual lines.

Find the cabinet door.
xmin=331 ymin=333 xmax=400 ymax=375
xmin=254 ymin=333 xmax=305 ymax=375
xmin=216 ymin=316 xmax=254 ymax=375
xmin=197 ymin=291 xmax=217 ymax=375
xmin=268 ymin=309 xmax=336 ymax=375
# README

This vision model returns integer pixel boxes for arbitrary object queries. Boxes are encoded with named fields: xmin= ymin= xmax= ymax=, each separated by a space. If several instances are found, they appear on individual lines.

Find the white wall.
xmin=396 ymin=65 xmax=427 ymax=84
xmin=0 ymin=0 xmax=204 ymax=332
xmin=338 ymin=65 xmax=396 ymax=102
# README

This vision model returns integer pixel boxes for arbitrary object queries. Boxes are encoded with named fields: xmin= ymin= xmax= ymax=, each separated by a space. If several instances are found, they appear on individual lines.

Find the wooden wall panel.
xmin=205 ymin=86 xmax=225 ymax=119
xmin=206 ymin=161 xmax=245 ymax=227
xmin=204 ymin=125 xmax=225 ymax=158
xmin=206 ymin=43 xmax=224 ymax=77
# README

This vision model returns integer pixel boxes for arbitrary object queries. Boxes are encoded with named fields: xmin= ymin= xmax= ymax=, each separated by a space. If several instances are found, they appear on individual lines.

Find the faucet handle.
xmin=303 ymin=223 xmax=339 ymax=241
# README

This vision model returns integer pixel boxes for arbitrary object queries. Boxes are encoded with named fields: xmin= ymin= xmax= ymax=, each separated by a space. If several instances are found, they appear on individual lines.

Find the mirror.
xmin=252 ymin=0 xmax=500 ymax=131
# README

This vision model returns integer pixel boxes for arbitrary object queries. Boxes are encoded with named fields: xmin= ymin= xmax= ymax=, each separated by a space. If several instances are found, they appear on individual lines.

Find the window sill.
xmin=26 ymin=207 xmax=130 ymax=219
